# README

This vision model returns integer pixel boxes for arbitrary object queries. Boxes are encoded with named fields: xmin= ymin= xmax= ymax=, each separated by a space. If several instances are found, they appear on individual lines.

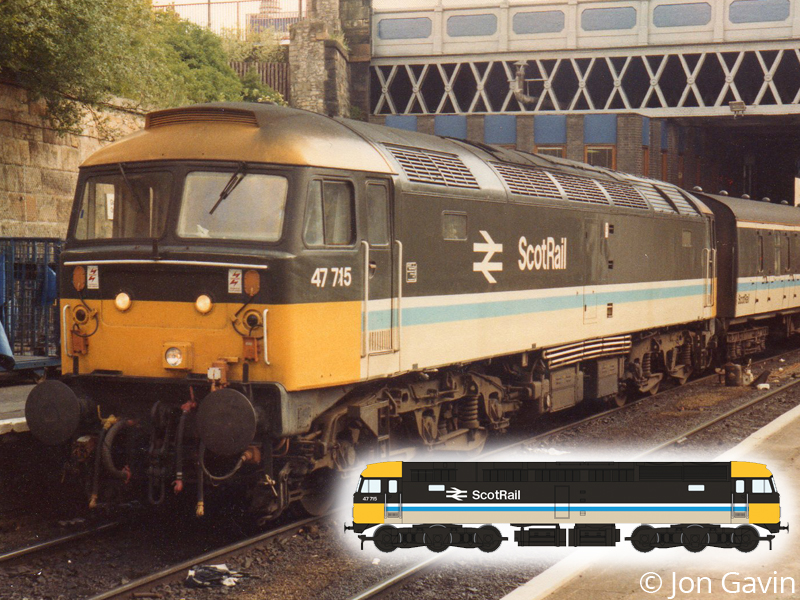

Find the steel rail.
xmin=637 ymin=376 xmax=800 ymax=457
xmin=346 ymin=553 xmax=448 ymax=600
xmin=83 ymin=515 xmax=325 ymax=600
xmin=0 ymin=521 xmax=121 ymax=564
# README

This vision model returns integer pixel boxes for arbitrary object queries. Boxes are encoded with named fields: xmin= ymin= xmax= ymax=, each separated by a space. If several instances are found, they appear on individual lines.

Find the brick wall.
xmin=0 ymin=82 xmax=143 ymax=238
xmin=616 ymin=114 xmax=642 ymax=175
xmin=566 ymin=115 xmax=584 ymax=162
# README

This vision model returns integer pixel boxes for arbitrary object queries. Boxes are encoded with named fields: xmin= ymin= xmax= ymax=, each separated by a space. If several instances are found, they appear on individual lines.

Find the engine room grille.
xmin=385 ymin=144 xmax=479 ymax=189
xmin=550 ymin=172 xmax=610 ymax=205
xmin=634 ymin=184 xmax=677 ymax=213
xmin=146 ymin=107 xmax=259 ymax=129
xmin=492 ymin=163 xmax=564 ymax=200
xmin=542 ymin=335 xmax=632 ymax=368
xmin=657 ymin=186 xmax=698 ymax=215
xmin=599 ymin=181 xmax=649 ymax=210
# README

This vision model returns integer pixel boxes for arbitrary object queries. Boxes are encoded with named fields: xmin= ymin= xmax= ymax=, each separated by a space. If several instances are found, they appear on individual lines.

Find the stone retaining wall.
xmin=0 ymin=82 xmax=143 ymax=238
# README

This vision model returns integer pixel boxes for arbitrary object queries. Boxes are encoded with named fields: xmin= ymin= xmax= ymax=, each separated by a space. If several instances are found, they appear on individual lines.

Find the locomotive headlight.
xmin=114 ymin=292 xmax=132 ymax=312
xmin=165 ymin=347 xmax=183 ymax=367
xmin=195 ymin=294 xmax=213 ymax=314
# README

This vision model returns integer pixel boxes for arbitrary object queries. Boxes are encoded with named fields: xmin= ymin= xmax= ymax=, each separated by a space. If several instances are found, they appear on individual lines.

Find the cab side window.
xmin=303 ymin=180 xmax=355 ymax=246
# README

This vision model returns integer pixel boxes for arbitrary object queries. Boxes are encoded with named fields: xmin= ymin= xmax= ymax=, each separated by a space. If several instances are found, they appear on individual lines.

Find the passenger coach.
xmin=348 ymin=461 xmax=787 ymax=553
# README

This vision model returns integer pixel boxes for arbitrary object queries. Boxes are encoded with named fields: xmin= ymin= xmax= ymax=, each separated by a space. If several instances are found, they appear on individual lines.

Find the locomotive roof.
xmin=81 ymin=102 xmax=396 ymax=173
xmin=698 ymin=193 xmax=800 ymax=227
xmin=82 ymin=102 xmax=708 ymax=217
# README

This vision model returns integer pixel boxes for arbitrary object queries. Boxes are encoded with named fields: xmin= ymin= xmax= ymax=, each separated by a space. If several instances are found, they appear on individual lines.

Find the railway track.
xmin=82 ymin=515 xmax=325 ymax=600
xmin=0 ymin=521 xmax=122 ymax=565
xmin=340 ymin=350 xmax=800 ymax=600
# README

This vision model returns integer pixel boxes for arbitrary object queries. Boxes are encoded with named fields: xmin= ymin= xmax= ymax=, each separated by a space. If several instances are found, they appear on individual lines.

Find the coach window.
xmin=774 ymin=235 xmax=782 ymax=273
xmin=736 ymin=480 xmax=745 ymax=493
xmin=758 ymin=235 xmax=765 ymax=272
xmin=303 ymin=180 xmax=356 ymax=247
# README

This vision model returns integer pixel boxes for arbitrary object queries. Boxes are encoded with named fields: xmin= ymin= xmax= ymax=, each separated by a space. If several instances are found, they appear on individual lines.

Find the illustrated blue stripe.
xmin=402 ymin=506 xmax=728 ymax=512
xmin=367 ymin=283 xmax=704 ymax=330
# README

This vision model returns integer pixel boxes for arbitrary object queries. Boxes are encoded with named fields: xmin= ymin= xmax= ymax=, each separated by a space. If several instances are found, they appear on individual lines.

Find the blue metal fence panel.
xmin=0 ymin=238 xmax=63 ymax=368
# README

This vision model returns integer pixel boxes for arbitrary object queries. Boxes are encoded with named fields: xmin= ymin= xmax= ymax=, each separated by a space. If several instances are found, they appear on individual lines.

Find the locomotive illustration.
xmin=21 ymin=101 xmax=800 ymax=520
xmin=347 ymin=461 xmax=788 ymax=553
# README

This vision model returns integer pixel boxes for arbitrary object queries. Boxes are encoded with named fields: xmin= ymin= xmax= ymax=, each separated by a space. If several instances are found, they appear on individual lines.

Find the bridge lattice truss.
xmin=371 ymin=44 xmax=800 ymax=117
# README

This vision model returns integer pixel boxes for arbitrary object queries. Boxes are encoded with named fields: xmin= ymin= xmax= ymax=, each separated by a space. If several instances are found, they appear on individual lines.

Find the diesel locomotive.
xmin=348 ymin=460 xmax=788 ymax=553
xmin=22 ymin=102 xmax=800 ymax=521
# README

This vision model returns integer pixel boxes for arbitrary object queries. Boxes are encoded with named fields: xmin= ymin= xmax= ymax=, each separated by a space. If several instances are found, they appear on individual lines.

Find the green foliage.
xmin=0 ymin=1 xmax=274 ymax=132
xmin=220 ymin=27 xmax=287 ymax=64
xmin=240 ymin=67 xmax=287 ymax=106
xmin=0 ymin=0 xmax=159 ymax=130
xmin=152 ymin=11 xmax=243 ymax=107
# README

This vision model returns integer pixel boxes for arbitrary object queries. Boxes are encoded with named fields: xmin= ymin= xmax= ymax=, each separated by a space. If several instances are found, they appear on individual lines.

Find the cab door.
xmin=385 ymin=478 xmax=402 ymax=521
xmin=732 ymin=478 xmax=748 ymax=523
xmin=361 ymin=181 xmax=400 ymax=378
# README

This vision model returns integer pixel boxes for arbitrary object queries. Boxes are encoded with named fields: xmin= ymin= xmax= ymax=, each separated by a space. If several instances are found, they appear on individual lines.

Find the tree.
xmin=0 ymin=0 xmax=258 ymax=132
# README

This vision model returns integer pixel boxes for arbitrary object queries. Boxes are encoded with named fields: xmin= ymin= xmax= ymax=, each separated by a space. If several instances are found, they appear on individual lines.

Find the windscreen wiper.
xmin=209 ymin=162 xmax=248 ymax=215
xmin=118 ymin=163 xmax=145 ymax=213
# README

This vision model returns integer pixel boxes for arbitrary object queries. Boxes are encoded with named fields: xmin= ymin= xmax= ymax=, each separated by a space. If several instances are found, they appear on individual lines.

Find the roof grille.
xmin=146 ymin=107 xmax=259 ymax=129
xmin=551 ymin=172 xmax=610 ymax=205
xmin=600 ymin=181 xmax=649 ymax=210
xmin=385 ymin=144 xmax=479 ymax=189
xmin=492 ymin=163 xmax=563 ymax=200
xmin=635 ymin=184 xmax=677 ymax=213
xmin=657 ymin=186 xmax=698 ymax=215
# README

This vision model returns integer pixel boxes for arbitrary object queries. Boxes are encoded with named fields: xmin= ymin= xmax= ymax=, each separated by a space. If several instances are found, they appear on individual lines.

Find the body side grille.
xmin=385 ymin=144 xmax=479 ymax=189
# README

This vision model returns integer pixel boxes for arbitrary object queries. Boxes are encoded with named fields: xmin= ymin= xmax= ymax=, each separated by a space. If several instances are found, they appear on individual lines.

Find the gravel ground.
xmin=521 ymin=347 xmax=800 ymax=459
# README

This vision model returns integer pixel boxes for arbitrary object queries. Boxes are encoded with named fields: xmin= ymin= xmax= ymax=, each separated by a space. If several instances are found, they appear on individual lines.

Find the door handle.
xmin=369 ymin=261 xmax=377 ymax=279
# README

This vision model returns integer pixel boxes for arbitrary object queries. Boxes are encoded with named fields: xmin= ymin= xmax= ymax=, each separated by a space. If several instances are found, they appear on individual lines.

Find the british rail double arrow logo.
xmin=473 ymin=230 xmax=503 ymax=284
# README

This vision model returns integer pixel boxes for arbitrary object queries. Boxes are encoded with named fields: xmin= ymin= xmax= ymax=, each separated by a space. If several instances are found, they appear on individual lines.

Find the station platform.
xmin=503 ymin=404 xmax=800 ymax=600
xmin=0 ymin=384 xmax=32 ymax=435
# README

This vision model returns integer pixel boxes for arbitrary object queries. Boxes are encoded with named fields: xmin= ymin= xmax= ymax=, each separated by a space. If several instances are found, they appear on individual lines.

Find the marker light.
xmin=195 ymin=294 xmax=213 ymax=314
xmin=165 ymin=347 xmax=183 ymax=367
xmin=73 ymin=266 xmax=86 ymax=291
xmin=114 ymin=292 xmax=131 ymax=312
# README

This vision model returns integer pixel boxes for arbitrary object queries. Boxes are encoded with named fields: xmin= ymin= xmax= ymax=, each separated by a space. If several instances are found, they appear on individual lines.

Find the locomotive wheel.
xmin=681 ymin=525 xmax=709 ymax=553
xmin=374 ymin=525 xmax=401 ymax=553
xmin=424 ymin=525 xmax=452 ymax=552
xmin=610 ymin=389 xmax=630 ymax=408
xmin=734 ymin=525 xmax=760 ymax=553
xmin=299 ymin=468 xmax=336 ymax=516
xmin=630 ymin=525 xmax=659 ymax=552
xmin=474 ymin=525 xmax=503 ymax=552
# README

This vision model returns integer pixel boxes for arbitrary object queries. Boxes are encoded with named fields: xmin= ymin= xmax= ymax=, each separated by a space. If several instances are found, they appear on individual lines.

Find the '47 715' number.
xmin=311 ymin=267 xmax=352 ymax=288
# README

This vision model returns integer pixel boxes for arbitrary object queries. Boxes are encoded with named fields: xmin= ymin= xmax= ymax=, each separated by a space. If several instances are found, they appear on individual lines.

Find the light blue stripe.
xmin=403 ymin=506 xmax=728 ymax=512
xmin=367 ymin=283 xmax=703 ymax=330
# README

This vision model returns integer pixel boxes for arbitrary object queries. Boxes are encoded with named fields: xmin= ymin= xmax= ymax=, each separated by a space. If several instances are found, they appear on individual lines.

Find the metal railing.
xmin=152 ymin=0 xmax=305 ymax=37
